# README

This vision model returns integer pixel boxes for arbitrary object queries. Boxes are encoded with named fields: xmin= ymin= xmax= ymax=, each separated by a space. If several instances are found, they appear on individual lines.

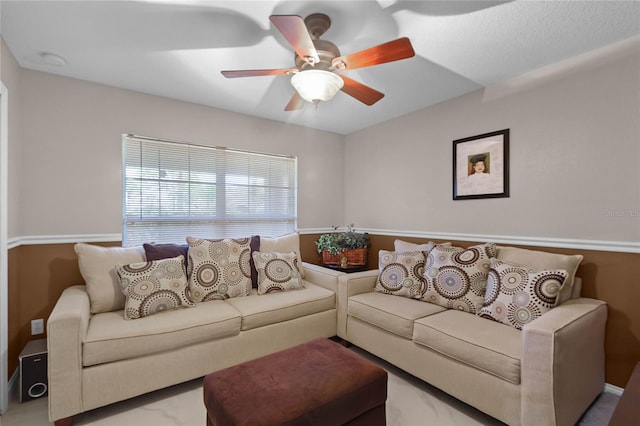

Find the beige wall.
xmin=4 ymin=33 xmax=640 ymax=388
xmin=1 ymin=37 xmax=23 ymax=239
xmin=18 ymin=69 xmax=345 ymax=236
xmin=344 ymin=45 xmax=640 ymax=244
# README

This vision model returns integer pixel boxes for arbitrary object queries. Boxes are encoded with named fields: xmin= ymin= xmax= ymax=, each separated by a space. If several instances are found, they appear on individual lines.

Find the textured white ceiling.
xmin=2 ymin=0 xmax=639 ymax=134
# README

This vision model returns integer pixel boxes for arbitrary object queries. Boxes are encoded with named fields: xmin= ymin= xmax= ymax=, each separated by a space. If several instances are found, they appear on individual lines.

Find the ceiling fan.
xmin=221 ymin=13 xmax=415 ymax=111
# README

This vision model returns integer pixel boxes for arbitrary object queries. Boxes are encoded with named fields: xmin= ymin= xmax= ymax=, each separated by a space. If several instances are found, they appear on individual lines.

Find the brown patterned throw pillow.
xmin=375 ymin=250 xmax=426 ymax=299
xmin=252 ymin=251 xmax=304 ymax=295
xmin=421 ymin=243 xmax=497 ymax=314
xmin=117 ymin=255 xmax=195 ymax=320
xmin=259 ymin=233 xmax=305 ymax=278
xmin=186 ymin=237 xmax=253 ymax=302
xmin=478 ymin=258 xmax=568 ymax=330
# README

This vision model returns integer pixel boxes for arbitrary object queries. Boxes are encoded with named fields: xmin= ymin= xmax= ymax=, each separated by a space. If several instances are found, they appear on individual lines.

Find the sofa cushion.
xmin=259 ymin=233 xmax=305 ymax=278
xmin=413 ymin=310 xmax=522 ymax=384
xmin=375 ymin=250 xmax=427 ymax=299
xmin=422 ymin=243 xmax=497 ymax=314
xmin=349 ymin=292 xmax=446 ymax=339
xmin=252 ymin=251 xmax=304 ymax=295
xmin=225 ymin=282 xmax=334 ymax=331
xmin=83 ymin=300 xmax=242 ymax=366
xmin=393 ymin=239 xmax=435 ymax=252
xmin=186 ymin=237 xmax=253 ymax=301
xmin=478 ymin=258 xmax=568 ymax=330
xmin=75 ymin=243 xmax=146 ymax=314
xmin=116 ymin=255 xmax=195 ymax=320
xmin=496 ymin=246 xmax=582 ymax=305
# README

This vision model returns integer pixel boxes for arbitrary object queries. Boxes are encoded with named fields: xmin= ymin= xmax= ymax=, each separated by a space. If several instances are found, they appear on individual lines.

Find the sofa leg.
xmin=55 ymin=416 xmax=73 ymax=426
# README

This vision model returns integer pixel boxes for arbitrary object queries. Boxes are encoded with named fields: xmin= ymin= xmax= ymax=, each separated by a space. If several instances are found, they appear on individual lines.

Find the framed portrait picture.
xmin=453 ymin=129 xmax=509 ymax=200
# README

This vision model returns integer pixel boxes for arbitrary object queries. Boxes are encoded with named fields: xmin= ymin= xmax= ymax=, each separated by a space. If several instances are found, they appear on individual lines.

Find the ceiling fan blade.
xmin=221 ymin=68 xmax=297 ymax=78
xmin=333 ymin=37 xmax=415 ymax=71
xmin=284 ymin=92 xmax=305 ymax=111
xmin=339 ymin=75 xmax=385 ymax=106
xmin=270 ymin=15 xmax=319 ymax=65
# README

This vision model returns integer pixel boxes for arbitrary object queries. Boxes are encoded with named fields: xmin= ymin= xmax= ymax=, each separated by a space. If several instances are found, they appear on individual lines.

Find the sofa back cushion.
xmin=75 ymin=243 xmax=146 ymax=314
xmin=393 ymin=239 xmax=435 ymax=253
xmin=496 ymin=246 xmax=582 ymax=305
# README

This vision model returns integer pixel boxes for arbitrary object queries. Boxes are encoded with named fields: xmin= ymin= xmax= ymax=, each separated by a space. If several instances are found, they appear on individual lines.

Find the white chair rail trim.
xmin=300 ymin=228 xmax=639 ymax=254
xmin=6 ymin=230 xmax=639 ymax=254
xmin=7 ymin=234 xmax=121 ymax=249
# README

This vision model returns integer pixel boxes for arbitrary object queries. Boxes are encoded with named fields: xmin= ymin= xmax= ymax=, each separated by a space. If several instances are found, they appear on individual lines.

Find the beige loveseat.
xmin=336 ymin=242 xmax=607 ymax=426
xmin=47 ymin=235 xmax=343 ymax=424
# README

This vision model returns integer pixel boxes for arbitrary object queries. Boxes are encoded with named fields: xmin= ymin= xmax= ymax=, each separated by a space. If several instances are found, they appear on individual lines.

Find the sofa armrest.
xmin=336 ymin=269 xmax=379 ymax=339
xmin=521 ymin=298 xmax=607 ymax=426
xmin=301 ymin=262 xmax=345 ymax=294
xmin=47 ymin=285 xmax=91 ymax=422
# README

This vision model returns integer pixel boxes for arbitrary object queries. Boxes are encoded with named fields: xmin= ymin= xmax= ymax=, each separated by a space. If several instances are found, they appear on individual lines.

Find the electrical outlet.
xmin=31 ymin=319 xmax=44 ymax=335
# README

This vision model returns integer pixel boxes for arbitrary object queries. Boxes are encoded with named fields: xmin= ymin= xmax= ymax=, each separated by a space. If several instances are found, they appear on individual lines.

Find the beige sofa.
xmin=47 ymin=238 xmax=343 ymax=424
xmin=336 ymin=244 xmax=607 ymax=426
xmin=48 ymin=238 xmax=607 ymax=426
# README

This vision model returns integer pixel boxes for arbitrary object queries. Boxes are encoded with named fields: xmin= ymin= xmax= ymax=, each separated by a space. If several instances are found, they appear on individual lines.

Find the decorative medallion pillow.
xmin=421 ymin=243 xmax=497 ymax=314
xmin=75 ymin=243 xmax=146 ymax=314
xmin=496 ymin=246 xmax=582 ymax=306
xmin=186 ymin=237 xmax=253 ymax=302
xmin=375 ymin=250 xmax=426 ymax=299
xmin=478 ymin=258 xmax=568 ymax=330
xmin=116 ymin=255 xmax=195 ymax=320
xmin=259 ymin=233 xmax=305 ymax=278
xmin=252 ymin=251 xmax=304 ymax=295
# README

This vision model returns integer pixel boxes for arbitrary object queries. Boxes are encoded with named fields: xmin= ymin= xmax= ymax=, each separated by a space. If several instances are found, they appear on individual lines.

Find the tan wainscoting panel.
xmin=6 ymin=236 xmax=638 ymax=387
xmin=7 ymin=241 xmax=120 ymax=377
xmin=300 ymin=233 xmax=640 ymax=388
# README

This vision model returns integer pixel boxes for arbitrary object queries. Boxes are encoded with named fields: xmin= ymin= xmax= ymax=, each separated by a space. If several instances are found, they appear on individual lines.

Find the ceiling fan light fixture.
xmin=290 ymin=70 xmax=344 ymax=104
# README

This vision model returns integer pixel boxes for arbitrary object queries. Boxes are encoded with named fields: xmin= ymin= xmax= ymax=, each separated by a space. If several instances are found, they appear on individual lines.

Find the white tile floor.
xmin=0 ymin=346 xmax=618 ymax=426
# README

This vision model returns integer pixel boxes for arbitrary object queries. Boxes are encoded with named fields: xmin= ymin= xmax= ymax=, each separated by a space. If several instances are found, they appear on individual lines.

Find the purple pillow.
xmin=250 ymin=235 xmax=261 ymax=289
xmin=143 ymin=243 xmax=189 ymax=265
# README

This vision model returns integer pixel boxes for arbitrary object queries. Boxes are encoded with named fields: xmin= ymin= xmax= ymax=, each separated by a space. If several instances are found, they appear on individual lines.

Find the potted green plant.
xmin=315 ymin=225 xmax=370 ymax=268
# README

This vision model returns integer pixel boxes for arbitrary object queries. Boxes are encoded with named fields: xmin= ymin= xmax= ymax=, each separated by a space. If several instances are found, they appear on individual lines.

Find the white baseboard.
xmin=604 ymin=382 xmax=624 ymax=396
xmin=7 ymin=368 xmax=18 ymax=402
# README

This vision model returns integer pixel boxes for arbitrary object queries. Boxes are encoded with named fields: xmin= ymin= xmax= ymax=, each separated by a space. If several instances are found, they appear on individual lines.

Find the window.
xmin=122 ymin=135 xmax=297 ymax=247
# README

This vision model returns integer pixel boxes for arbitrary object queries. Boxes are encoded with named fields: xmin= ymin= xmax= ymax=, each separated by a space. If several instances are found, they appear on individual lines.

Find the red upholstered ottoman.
xmin=203 ymin=338 xmax=388 ymax=425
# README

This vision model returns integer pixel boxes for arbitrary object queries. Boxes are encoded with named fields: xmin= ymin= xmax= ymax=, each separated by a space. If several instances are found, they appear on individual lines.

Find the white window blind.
xmin=122 ymin=135 xmax=297 ymax=247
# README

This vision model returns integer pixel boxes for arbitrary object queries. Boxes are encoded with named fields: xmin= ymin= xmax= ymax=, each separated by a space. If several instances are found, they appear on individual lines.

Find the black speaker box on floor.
xmin=19 ymin=339 xmax=48 ymax=402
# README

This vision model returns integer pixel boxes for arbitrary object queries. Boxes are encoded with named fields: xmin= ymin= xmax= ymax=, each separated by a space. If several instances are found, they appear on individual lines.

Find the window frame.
xmin=122 ymin=134 xmax=297 ymax=246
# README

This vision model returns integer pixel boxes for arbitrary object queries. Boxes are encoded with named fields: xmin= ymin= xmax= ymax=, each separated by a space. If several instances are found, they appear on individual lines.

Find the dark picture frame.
xmin=453 ymin=129 xmax=509 ymax=200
